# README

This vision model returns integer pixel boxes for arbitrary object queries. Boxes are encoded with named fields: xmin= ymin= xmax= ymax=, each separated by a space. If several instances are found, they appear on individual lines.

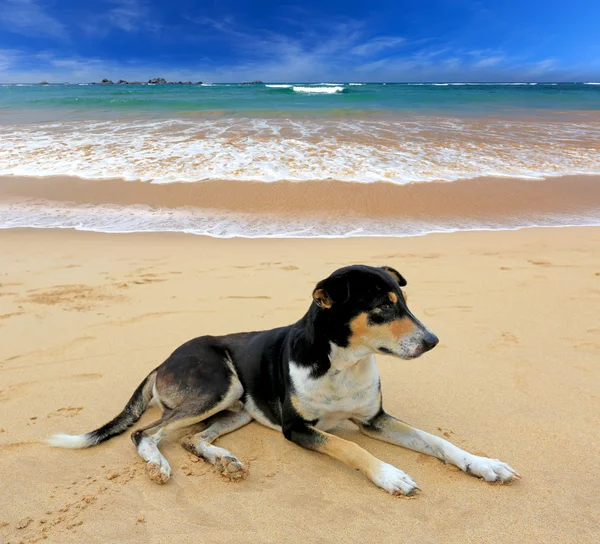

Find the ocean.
xmin=1 ymin=82 xmax=600 ymax=237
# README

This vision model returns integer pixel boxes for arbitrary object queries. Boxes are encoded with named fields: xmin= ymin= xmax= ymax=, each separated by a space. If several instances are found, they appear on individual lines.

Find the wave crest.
xmin=292 ymin=86 xmax=345 ymax=94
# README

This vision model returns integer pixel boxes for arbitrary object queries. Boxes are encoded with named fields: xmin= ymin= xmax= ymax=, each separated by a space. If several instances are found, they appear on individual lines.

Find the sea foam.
xmin=1 ymin=117 xmax=599 ymax=184
xmin=1 ymin=199 xmax=599 ymax=239
xmin=292 ymin=86 xmax=345 ymax=94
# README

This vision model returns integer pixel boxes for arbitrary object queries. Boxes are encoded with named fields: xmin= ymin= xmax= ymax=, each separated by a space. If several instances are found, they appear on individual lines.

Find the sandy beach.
xmin=1 ymin=226 xmax=599 ymax=543
xmin=2 ymin=174 xmax=600 ymax=221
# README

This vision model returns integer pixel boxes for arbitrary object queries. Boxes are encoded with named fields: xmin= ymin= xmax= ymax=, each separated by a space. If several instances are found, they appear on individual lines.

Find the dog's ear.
xmin=381 ymin=266 xmax=407 ymax=287
xmin=312 ymin=275 xmax=350 ymax=309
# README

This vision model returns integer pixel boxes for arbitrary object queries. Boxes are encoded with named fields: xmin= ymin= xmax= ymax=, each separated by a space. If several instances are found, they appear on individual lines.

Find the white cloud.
xmin=106 ymin=0 xmax=151 ymax=32
xmin=529 ymin=59 xmax=557 ymax=74
xmin=472 ymin=55 xmax=505 ymax=68
xmin=351 ymin=36 xmax=405 ymax=56
xmin=0 ymin=0 xmax=66 ymax=39
xmin=0 ymin=49 xmax=22 ymax=71
xmin=79 ymin=0 xmax=161 ymax=37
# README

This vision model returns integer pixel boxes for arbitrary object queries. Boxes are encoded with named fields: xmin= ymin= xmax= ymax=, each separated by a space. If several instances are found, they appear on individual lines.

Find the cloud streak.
xmin=351 ymin=36 xmax=405 ymax=56
xmin=0 ymin=0 xmax=67 ymax=39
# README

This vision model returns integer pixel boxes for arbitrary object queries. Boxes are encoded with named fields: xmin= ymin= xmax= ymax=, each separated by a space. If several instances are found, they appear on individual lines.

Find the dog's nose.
xmin=422 ymin=332 xmax=439 ymax=351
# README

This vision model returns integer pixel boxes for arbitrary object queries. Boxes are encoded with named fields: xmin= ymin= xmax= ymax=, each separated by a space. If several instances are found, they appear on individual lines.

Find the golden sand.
xmin=1 ymin=227 xmax=599 ymax=543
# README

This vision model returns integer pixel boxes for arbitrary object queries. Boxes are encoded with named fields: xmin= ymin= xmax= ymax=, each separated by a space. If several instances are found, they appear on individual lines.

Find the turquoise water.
xmin=1 ymin=82 xmax=600 ymax=237
xmin=1 ymin=82 xmax=599 ymax=122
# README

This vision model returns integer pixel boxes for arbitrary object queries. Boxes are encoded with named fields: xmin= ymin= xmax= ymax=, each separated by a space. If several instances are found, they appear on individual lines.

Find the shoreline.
xmin=1 ymin=174 xmax=600 ymax=238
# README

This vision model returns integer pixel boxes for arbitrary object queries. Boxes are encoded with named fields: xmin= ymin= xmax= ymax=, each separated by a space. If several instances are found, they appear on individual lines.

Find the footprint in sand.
xmin=0 ymin=311 xmax=25 ymax=321
xmin=436 ymin=426 xmax=455 ymax=438
xmin=125 ymin=271 xmax=169 ymax=285
xmin=22 ymin=284 xmax=126 ymax=311
xmin=0 ymin=381 xmax=36 ymax=402
xmin=20 ymin=463 xmax=142 ymax=542
xmin=573 ymin=341 xmax=600 ymax=352
xmin=492 ymin=332 xmax=520 ymax=348
xmin=528 ymin=259 xmax=575 ymax=268
xmin=48 ymin=407 xmax=84 ymax=419
xmin=513 ymin=360 xmax=530 ymax=393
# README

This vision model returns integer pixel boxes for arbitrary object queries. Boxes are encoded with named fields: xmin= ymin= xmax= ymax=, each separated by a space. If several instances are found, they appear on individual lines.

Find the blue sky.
xmin=0 ymin=0 xmax=599 ymax=82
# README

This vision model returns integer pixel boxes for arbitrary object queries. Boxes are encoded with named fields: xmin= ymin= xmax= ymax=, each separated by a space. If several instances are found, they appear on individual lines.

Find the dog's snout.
xmin=422 ymin=331 xmax=439 ymax=351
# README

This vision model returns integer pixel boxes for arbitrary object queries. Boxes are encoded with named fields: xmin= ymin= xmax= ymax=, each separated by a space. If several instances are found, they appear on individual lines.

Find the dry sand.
xmin=1 ymin=226 xmax=599 ymax=543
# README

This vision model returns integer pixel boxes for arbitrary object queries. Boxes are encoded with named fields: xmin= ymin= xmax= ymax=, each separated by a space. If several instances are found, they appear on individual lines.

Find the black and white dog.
xmin=50 ymin=265 xmax=519 ymax=495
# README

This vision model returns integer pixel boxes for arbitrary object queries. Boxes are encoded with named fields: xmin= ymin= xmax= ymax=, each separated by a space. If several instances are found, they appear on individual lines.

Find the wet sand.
xmin=1 ymin=226 xmax=599 ymax=543
xmin=2 ymin=174 xmax=600 ymax=224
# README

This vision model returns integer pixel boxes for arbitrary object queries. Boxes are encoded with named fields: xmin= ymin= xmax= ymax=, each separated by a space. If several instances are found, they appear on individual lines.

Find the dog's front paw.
xmin=465 ymin=456 xmax=520 ymax=483
xmin=374 ymin=463 xmax=419 ymax=496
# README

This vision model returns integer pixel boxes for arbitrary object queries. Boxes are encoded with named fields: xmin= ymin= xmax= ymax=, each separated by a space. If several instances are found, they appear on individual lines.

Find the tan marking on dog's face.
xmin=313 ymin=288 xmax=333 ymax=308
xmin=388 ymin=292 xmax=398 ymax=303
xmin=400 ymin=289 xmax=408 ymax=302
xmin=350 ymin=313 xmax=418 ymax=347
xmin=389 ymin=317 xmax=418 ymax=338
xmin=349 ymin=312 xmax=370 ymax=342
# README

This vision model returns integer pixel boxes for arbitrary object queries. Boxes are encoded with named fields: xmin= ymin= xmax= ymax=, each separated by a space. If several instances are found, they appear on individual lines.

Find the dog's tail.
xmin=48 ymin=370 xmax=157 ymax=449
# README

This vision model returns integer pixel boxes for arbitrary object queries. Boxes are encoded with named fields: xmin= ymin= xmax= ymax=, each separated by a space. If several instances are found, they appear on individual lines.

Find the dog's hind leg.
xmin=131 ymin=410 xmax=178 ymax=484
xmin=132 ymin=381 xmax=244 ymax=484
xmin=181 ymin=405 xmax=252 ymax=480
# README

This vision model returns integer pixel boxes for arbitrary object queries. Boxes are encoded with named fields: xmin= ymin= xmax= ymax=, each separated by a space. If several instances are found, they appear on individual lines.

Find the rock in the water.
xmin=117 ymin=79 xmax=128 ymax=84
xmin=39 ymin=81 xmax=49 ymax=85
xmin=195 ymin=81 xmax=203 ymax=85
xmin=241 ymin=80 xmax=264 ymax=84
xmin=99 ymin=78 xmax=114 ymax=84
xmin=148 ymin=77 xmax=167 ymax=84
xmin=183 ymin=81 xmax=192 ymax=85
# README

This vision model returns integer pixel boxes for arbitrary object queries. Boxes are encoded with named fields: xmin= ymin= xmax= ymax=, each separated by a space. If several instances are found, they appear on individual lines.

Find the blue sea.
xmin=2 ymin=82 xmax=600 ymax=121
xmin=1 ymin=82 xmax=599 ymax=237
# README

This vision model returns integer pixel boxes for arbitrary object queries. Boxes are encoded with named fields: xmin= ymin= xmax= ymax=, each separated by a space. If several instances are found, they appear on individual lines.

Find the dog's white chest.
xmin=289 ymin=355 xmax=381 ymax=431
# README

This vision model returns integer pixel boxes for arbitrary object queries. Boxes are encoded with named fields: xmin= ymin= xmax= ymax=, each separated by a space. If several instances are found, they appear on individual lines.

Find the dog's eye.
xmin=378 ymin=301 xmax=394 ymax=310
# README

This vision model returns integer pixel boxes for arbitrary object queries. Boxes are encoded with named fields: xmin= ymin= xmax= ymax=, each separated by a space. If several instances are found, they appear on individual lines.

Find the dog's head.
xmin=312 ymin=265 xmax=438 ymax=360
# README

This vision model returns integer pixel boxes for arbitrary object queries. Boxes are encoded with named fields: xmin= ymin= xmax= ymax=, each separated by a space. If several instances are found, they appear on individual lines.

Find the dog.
xmin=49 ymin=264 xmax=519 ymax=495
